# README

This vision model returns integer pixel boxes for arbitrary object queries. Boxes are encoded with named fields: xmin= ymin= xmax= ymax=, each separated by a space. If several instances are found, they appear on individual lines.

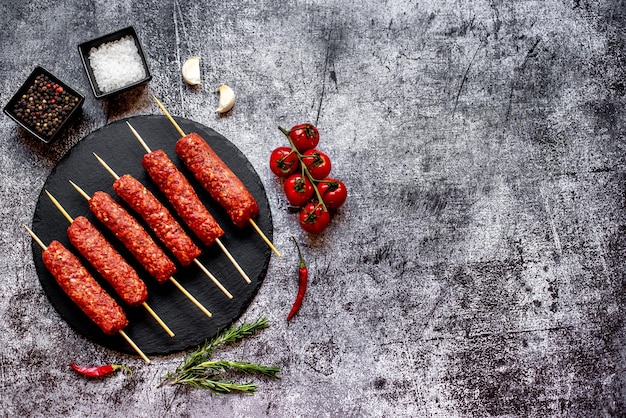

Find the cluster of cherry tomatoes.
xmin=269 ymin=123 xmax=347 ymax=233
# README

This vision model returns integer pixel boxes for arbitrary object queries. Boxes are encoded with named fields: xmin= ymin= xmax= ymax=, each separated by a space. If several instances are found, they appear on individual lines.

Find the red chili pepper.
xmin=287 ymin=237 xmax=308 ymax=321
xmin=69 ymin=363 xmax=132 ymax=378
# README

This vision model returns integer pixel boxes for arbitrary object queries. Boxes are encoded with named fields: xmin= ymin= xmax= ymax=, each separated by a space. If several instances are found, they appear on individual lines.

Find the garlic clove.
xmin=215 ymin=84 xmax=235 ymax=113
xmin=182 ymin=56 xmax=202 ymax=85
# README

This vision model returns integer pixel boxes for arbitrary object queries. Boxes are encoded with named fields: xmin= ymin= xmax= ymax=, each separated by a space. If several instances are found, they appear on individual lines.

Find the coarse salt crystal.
xmin=88 ymin=36 xmax=146 ymax=94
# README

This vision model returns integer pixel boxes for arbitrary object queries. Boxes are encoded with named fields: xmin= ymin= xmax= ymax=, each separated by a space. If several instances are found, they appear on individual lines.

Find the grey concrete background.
xmin=1 ymin=0 xmax=625 ymax=417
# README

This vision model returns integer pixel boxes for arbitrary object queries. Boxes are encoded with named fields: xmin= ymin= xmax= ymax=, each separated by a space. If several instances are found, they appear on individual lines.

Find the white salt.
xmin=88 ymin=35 xmax=146 ymax=93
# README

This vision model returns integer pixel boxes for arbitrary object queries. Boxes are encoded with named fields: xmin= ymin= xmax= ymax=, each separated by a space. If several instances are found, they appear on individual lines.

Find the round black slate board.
xmin=31 ymin=115 xmax=272 ymax=357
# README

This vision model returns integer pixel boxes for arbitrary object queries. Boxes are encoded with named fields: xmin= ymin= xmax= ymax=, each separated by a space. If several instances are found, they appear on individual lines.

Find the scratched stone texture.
xmin=1 ymin=0 xmax=626 ymax=417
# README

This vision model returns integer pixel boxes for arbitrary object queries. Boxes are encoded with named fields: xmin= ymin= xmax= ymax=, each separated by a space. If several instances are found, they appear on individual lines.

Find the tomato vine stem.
xmin=278 ymin=126 xmax=328 ymax=212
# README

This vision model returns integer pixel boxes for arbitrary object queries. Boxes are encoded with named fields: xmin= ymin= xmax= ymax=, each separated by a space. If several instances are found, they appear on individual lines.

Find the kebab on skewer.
xmin=153 ymin=96 xmax=281 ymax=257
xmin=45 ymin=190 xmax=174 ymax=337
xmin=126 ymin=122 xmax=251 ymax=284
xmin=24 ymin=225 xmax=150 ymax=364
xmin=93 ymin=152 xmax=233 ymax=299
xmin=70 ymin=181 xmax=213 ymax=319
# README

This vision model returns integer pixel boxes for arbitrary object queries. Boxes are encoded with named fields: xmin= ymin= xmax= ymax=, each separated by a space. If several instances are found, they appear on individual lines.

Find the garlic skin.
xmin=182 ymin=56 xmax=201 ymax=85
xmin=215 ymin=84 xmax=235 ymax=113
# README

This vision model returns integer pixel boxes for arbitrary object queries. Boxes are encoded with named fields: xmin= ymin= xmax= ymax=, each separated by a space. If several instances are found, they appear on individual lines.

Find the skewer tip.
xmin=126 ymin=122 xmax=152 ymax=154
xmin=93 ymin=152 xmax=120 ymax=180
xmin=45 ymin=190 xmax=74 ymax=224
xmin=69 ymin=180 xmax=91 ymax=201
xmin=152 ymin=96 xmax=186 ymax=137
xmin=23 ymin=224 xmax=47 ymax=250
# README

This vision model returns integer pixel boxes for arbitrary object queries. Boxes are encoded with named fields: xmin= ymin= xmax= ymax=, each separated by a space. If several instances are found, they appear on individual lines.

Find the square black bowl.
xmin=3 ymin=66 xmax=85 ymax=143
xmin=78 ymin=26 xmax=152 ymax=98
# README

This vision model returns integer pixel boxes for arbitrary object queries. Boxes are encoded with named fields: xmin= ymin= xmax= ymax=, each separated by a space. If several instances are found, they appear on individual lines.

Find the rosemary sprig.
xmin=168 ymin=377 xmax=259 ymax=394
xmin=206 ymin=317 xmax=271 ymax=353
xmin=188 ymin=360 xmax=281 ymax=378
xmin=159 ymin=317 xmax=280 ymax=394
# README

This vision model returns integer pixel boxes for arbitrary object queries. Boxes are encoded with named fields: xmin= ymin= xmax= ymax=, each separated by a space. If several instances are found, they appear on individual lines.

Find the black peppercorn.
xmin=11 ymin=73 xmax=80 ymax=139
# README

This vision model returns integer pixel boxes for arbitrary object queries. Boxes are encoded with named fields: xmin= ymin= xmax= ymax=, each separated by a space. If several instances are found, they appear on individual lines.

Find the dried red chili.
xmin=69 ymin=363 xmax=132 ymax=378
xmin=287 ymin=237 xmax=308 ymax=321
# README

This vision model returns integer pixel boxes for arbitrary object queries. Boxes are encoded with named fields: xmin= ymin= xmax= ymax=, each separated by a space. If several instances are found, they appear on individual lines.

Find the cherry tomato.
xmin=269 ymin=147 xmax=299 ymax=177
xmin=317 ymin=178 xmax=347 ymax=209
xmin=289 ymin=123 xmax=320 ymax=152
xmin=284 ymin=174 xmax=314 ymax=206
xmin=302 ymin=149 xmax=332 ymax=180
xmin=299 ymin=202 xmax=330 ymax=234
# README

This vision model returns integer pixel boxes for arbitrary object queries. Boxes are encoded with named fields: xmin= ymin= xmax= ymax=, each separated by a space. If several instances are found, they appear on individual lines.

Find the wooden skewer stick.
xmin=93 ymin=152 xmax=235 ymax=297
xmin=23 ymin=224 xmax=151 ymax=364
xmin=166 ymin=276 xmax=212 ymax=318
xmin=127 ymin=122 xmax=152 ymax=154
xmin=118 ymin=330 xmax=150 ymax=364
xmin=214 ymin=239 xmax=251 ymax=284
xmin=127 ymin=122 xmax=253 ymax=283
xmin=24 ymin=224 xmax=47 ymax=250
xmin=140 ymin=303 xmax=174 ymax=337
xmin=70 ymin=180 xmax=92 ymax=200
xmin=69 ymin=181 xmax=213 ymax=319
xmin=153 ymin=96 xmax=282 ymax=258
xmin=44 ymin=190 xmax=175 ymax=338
xmin=248 ymin=219 xmax=280 ymax=257
xmin=153 ymin=96 xmax=185 ymax=137
xmin=192 ymin=259 xmax=234 ymax=295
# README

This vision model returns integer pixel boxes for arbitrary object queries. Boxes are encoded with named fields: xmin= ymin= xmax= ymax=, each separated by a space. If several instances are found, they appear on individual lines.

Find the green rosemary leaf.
xmin=207 ymin=317 xmax=270 ymax=352
xmin=159 ymin=318 xmax=280 ymax=394
xmin=174 ymin=376 xmax=258 ymax=394
xmin=190 ymin=360 xmax=281 ymax=378
xmin=174 ymin=317 xmax=270 ymax=374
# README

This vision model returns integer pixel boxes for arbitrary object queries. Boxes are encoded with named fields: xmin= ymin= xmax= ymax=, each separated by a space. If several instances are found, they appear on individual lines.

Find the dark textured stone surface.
xmin=1 ymin=0 xmax=626 ymax=416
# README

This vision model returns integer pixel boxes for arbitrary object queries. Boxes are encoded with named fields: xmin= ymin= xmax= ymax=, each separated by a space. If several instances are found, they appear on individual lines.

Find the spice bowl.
xmin=3 ymin=66 xmax=85 ymax=143
xmin=78 ymin=26 xmax=152 ymax=99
